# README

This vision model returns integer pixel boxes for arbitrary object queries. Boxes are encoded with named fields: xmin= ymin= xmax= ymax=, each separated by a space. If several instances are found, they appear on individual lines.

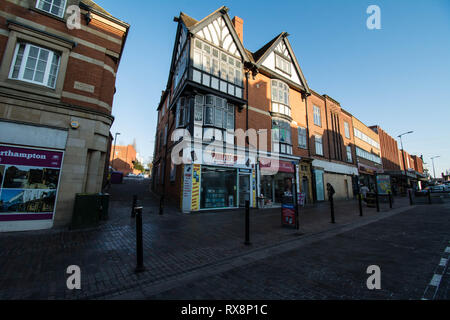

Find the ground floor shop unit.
xmin=312 ymin=159 xmax=359 ymax=202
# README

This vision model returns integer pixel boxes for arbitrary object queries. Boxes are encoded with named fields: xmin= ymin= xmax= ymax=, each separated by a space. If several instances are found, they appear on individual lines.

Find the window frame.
xmin=346 ymin=145 xmax=353 ymax=163
xmin=344 ymin=122 xmax=350 ymax=139
xmin=8 ymin=42 xmax=61 ymax=89
xmin=35 ymin=0 xmax=68 ymax=19
xmin=315 ymin=135 xmax=323 ymax=156
xmin=274 ymin=52 xmax=292 ymax=76
xmin=297 ymin=126 xmax=307 ymax=149
xmin=313 ymin=105 xmax=322 ymax=127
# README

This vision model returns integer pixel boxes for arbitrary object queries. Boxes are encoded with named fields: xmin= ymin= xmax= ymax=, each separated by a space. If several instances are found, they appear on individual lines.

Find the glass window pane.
xmin=204 ymin=106 xmax=213 ymax=125
xmin=215 ymin=107 xmax=222 ymax=128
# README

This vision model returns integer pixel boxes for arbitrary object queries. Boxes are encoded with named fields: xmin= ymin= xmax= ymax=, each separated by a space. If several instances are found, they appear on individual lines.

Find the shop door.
xmin=302 ymin=177 xmax=309 ymax=204
xmin=239 ymin=174 xmax=251 ymax=207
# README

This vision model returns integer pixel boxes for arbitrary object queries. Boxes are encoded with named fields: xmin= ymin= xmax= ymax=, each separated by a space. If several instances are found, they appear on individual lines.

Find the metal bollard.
xmin=428 ymin=189 xmax=432 ymax=205
xmin=131 ymin=194 xmax=137 ymax=218
xmin=159 ymin=195 xmax=164 ymax=215
xmin=375 ymin=190 xmax=380 ymax=212
xmin=408 ymin=189 xmax=413 ymax=206
xmin=330 ymin=195 xmax=335 ymax=224
xmin=135 ymin=207 xmax=145 ymax=273
xmin=358 ymin=193 xmax=363 ymax=217
xmin=388 ymin=192 xmax=393 ymax=209
xmin=245 ymin=200 xmax=251 ymax=245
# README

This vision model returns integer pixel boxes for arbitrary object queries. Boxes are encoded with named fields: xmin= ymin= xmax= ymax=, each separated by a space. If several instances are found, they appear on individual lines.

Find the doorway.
xmin=239 ymin=174 xmax=251 ymax=207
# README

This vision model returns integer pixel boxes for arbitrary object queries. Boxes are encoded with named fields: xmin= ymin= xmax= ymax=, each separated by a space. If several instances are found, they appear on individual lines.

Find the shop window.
xmin=200 ymin=166 xmax=237 ymax=209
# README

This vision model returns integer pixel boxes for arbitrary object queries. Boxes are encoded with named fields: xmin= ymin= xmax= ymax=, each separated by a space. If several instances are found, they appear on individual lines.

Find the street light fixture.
xmin=397 ymin=131 xmax=413 ymax=192
xmin=430 ymin=155 xmax=440 ymax=180
xmin=112 ymin=132 xmax=121 ymax=168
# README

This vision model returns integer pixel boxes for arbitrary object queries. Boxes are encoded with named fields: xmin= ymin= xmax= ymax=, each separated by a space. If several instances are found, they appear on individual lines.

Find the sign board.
xmin=282 ymin=204 xmax=296 ymax=227
xmin=181 ymin=164 xmax=193 ymax=213
xmin=0 ymin=145 xmax=64 ymax=224
xmin=376 ymin=174 xmax=391 ymax=195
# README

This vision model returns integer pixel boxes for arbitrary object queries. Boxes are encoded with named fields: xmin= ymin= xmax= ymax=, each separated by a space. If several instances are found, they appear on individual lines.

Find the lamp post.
xmin=398 ymin=131 xmax=413 ymax=192
xmin=431 ymin=156 xmax=440 ymax=180
xmin=112 ymin=132 xmax=121 ymax=168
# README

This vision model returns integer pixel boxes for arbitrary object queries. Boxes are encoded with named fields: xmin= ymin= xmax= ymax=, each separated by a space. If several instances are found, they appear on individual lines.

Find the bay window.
xmin=9 ymin=43 xmax=61 ymax=89
xmin=271 ymin=79 xmax=291 ymax=117
xmin=272 ymin=119 xmax=292 ymax=155
xmin=176 ymin=97 xmax=190 ymax=128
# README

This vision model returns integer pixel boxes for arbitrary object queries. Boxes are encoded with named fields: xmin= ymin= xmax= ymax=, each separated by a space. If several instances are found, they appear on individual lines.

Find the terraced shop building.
xmin=0 ymin=0 xmax=129 ymax=232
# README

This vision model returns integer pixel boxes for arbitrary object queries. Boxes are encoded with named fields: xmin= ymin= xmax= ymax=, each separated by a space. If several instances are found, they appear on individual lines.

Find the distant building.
xmin=110 ymin=145 xmax=139 ymax=175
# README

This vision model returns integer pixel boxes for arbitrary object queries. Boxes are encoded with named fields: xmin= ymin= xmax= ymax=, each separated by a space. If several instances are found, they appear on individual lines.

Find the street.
xmin=0 ymin=179 xmax=448 ymax=300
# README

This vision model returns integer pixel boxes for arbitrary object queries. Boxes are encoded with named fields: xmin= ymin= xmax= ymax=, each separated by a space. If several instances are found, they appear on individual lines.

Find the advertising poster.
xmin=282 ymin=204 xmax=296 ymax=227
xmin=191 ymin=164 xmax=201 ymax=211
xmin=376 ymin=174 xmax=391 ymax=195
xmin=0 ymin=145 xmax=63 ymax=222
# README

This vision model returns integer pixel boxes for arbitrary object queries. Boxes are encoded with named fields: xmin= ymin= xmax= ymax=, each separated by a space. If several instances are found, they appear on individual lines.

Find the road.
xmin=112 ymin=202 xmax=450 ymax=300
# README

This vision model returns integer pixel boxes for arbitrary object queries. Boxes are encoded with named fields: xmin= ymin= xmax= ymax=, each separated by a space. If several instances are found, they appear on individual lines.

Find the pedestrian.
xmin=326 ymin=183 xmax=335 ymax=201
xmin=360 ymin=184 xmax=369 ymax=200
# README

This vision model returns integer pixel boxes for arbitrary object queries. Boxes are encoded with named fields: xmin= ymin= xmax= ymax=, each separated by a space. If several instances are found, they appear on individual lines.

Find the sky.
xmin=98 ymin=0 xmax=450 ymax=177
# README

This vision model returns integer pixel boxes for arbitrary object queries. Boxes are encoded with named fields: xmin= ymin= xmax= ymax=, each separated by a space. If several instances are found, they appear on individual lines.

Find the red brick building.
xmin=0 ymin=0 xmax=129 ymax=232
xmin=110 ymin=144 xmax=138 ymax=175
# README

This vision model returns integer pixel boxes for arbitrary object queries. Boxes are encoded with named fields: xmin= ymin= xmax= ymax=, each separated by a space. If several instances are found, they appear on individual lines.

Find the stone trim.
xmin=61 ymin=91 xmax=111 ymax=111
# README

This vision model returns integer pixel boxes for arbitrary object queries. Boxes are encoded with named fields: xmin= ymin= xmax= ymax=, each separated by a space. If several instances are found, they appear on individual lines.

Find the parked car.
xmin=427 ymin=185 xmax=445 ymax=192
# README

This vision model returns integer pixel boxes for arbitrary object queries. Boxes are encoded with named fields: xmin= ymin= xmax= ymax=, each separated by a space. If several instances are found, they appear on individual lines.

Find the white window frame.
xmin=36 ymin=0 xmax=67 ymax=18
xmin=298 ymin=126 xmax=307 ymax=149
xmin=9 ymin=42 xmax=60 ymax=89
xmin=315 ymin=135 xmax=323 ymax=156
xmin=344 ymin=122 xmax=350 ymax=139
xmin=346 ymin=145 xmax=353 ymax=162
xmin=313 ymin=106 xmax=322 ymax=127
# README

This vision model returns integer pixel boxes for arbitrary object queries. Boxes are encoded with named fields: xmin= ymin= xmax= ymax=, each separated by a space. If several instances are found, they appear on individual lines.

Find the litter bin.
xmin=71 ymin=193 xmax=103 ymax=229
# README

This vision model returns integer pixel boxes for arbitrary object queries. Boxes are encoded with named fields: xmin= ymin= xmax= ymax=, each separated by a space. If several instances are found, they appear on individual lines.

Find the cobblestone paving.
xmin=0 ymin=179 xmax=417 ymax=300
xmin=141 ymin=203 xmax=450 ymax=300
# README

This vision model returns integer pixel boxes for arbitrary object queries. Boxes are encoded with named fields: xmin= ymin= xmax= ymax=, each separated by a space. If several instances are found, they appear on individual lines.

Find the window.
xmin=272 ymin=119 xmax=292 ymax=155
xmin=315 ymin=135 xmax=323 ymax=156
xmin=36 ymin=0 xmax=67 ymax=18
xmin=271 ymin=79 xmax=291 ymax=117
xmin=344 ymin=122 xmax=350 ymax=139
xmin=176 ymin=97 xmax=190 ymax=128
xmin=356 ymin=147 xmax=381 ymax=164
xmin=9 ymin=43 xmax=61 ymax=88
xmin=192 ymin=39 xmax=243 ymax=97
xmin=354 ymin=128 xmax=380 ymax=149
xmin=346 ymin=145 xmax=353 ymax=162
xmin=298 ymin=126 xmax=307 ymax=149
xmin=275 ymin=53 xmax=291 ymax=75
xmin=313 ymin=106 xmax=321 ymax=127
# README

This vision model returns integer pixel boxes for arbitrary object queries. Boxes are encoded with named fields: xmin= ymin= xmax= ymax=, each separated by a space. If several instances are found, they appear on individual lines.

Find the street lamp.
xmin=398 ymin=131 xmax=413 ymax=192
xmin=112 ymin=132 xmax=121 ymax=168
xmin=431 ymin=156 xmax=440 ymax=180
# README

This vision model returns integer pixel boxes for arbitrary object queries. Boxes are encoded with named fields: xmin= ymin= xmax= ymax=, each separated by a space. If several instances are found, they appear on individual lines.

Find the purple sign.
xmin=0 ymin=146 xmax=63 ymax=168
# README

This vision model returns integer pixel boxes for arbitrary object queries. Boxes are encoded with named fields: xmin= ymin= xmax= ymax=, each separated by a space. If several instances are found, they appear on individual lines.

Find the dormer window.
xmin=36 ymin=0 xmax=67 ymax=18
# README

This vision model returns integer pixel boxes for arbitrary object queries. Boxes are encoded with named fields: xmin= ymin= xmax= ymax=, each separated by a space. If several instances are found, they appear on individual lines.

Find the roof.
xmin=81 ymin=0 xmax=113 ymax=17
xmin=179 ymin=12 xmax=198 ymax=28
xmin=250 ymin=33 xmax=284 ymax=63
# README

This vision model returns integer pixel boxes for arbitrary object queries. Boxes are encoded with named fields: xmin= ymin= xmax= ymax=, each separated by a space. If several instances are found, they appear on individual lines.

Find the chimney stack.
xmin=232 ymin=16 xmax=244 ymax=44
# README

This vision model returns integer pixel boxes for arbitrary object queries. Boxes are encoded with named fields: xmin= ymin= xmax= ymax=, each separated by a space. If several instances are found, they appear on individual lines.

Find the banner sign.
xmin=0 ymin=145 xmax=64 ymax=222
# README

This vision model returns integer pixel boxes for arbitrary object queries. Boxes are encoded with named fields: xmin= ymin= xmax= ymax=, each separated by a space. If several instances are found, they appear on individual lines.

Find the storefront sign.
xmin=0 ymin=145 xmax=63 ymax=223
xmin=260 ymin=158 xmax=295 ymax=174
xmin=191 ymin=164 xmax=201 ymax=211
xmin=181 ymin=164 xmax=193 ymax=213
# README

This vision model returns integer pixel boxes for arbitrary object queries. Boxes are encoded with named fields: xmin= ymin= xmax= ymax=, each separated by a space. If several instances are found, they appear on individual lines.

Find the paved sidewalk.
xmin=0 ymin=179 xmax=413 ymax=300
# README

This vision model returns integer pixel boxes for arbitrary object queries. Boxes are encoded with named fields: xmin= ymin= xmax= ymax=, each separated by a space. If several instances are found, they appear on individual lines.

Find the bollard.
xmin=358 ymin=193 xmax=363 ymax=217
xmin=245 ymin=200 xmax=251 ymax=245
xmin=375 ymin=190 xmax=380 ymax=212
xmin=131 ymin=194 xmax=137 ymax=218
xmin=330 ymin=195 xmax=335 ymax=224
xmin=428 ymin=189 xmax=432 ymax=205
xmin=388 ymin=192 xmax=393 ymax=209
xmin=159 ymin=195 xmax=164 ymax=215
xmin=135 ymin=207 xmax=145 ymax=273
xmin=408 ymin=189 xmax=413 ymax=206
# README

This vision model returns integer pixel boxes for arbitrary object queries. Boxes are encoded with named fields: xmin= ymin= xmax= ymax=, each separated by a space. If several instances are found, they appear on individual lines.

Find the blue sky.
xmin=99 ymin=0 xmax=450 ymax=177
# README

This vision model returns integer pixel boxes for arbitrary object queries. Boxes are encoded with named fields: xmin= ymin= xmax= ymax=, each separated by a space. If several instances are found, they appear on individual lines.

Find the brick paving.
xmin=0 ymin=178 xmax=417 ymax=299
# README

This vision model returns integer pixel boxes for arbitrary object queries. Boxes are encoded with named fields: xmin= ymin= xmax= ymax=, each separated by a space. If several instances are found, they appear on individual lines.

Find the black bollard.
xmin=245 ymin=200 xmax=251 ymax=245
xmin=408 ymin=189 xmax=413 ymax=206
xmin=330 ymin=195 xmax=335 ymax=224
xmin=375 ymin=189 xmax=380 ymax=212
xmin=159 ymin=194 xmax=164 ymax=215
xmin=388 ymin=192 xmax=393 ymax=209
xmin=359 ymin=193 xmax=363 ymax=217
xmin=131 ymin=194 xmax=137 ymax=218
xmin=428 ymin=189 xmax=432 ymax=205
xmin=135 ymin=207 xmax=145 ymax=273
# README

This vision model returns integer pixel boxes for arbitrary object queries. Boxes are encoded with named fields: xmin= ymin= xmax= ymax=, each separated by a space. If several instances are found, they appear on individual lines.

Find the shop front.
xmin=358 ymin=163 xmax=383 ymax=192
xmin=259 ymin=158 xmax=298 ymax=208
xmin=180 ymin=147 xmax=257 ymax=213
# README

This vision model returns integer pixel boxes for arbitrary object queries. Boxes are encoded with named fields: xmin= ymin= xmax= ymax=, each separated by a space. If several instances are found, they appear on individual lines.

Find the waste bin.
xmin=71 ymin=193 xmax=103 ymax=229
